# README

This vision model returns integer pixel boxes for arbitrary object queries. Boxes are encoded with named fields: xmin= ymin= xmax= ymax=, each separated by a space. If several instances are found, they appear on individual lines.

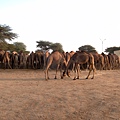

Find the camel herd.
xmin=0 ymin=50 xmax=120 ymax=80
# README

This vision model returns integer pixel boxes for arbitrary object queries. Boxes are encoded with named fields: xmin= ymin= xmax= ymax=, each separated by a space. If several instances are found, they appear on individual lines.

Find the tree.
xmin=36 ymin=40 xmax=64 ymax=52
xmin=13 ymin=42 xmax=26 ymax=53
xmin=7 ymin=43 xmax=16 ymax=52
xmin=78 ymin=45 xmax=97 ymax=52
xmin=105 ymin=46 xmax=120 ymax=53
xmin=0 ymin=24 xmax=18 ymax=42
xmin=50 ymin=43 xmax=64 ymax=52
xmin=36 ymin=40 xmax=53 ymax=50
xmin=0 ymin=41 xmax=8 ymax=50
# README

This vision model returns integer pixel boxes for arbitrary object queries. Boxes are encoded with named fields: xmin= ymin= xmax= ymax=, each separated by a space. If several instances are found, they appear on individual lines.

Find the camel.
xmin=10 ymin=52 xmax=19 ymax=69
xmin=43 ymin=50 xmax=50 ymax=69
xmin=107 ymin=53 xmax=115 ymax=70
xmin=29 ymin=51 xmax=35 ymax=69
xmin=90 ymin=52 xmax=100 ymax=70
xmin=65 ymin=51 xmax=75 ymax=65
xmin=63 ymin=51 xmax=96 ymax=80
xmin=44 ymin=51 xmax=67 ymax=80
xmin=19 ymin=52 xmax=28 ymax=69
xmin=113 ymin=54 xmax=120 ymax=69
xmin=0 ymin=50 xmax=11 ymax=69
xmin=34 ymin=51 xmax=43 ymax=69
xmin=101 ymin=52 xmax=110 ymax=70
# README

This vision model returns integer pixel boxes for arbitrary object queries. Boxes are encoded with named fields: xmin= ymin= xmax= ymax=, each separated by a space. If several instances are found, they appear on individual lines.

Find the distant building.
xmin=114 ymin=50 xmax=120 ymax=56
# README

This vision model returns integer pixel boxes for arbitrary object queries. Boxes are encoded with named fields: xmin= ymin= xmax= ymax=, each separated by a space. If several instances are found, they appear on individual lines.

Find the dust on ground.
xmin=0 ymin=69 xmax=120 ymax=120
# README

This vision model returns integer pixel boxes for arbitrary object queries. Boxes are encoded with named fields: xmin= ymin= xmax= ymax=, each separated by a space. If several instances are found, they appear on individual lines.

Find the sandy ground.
xmin=0 ymin=69 xmax=120 ymax=120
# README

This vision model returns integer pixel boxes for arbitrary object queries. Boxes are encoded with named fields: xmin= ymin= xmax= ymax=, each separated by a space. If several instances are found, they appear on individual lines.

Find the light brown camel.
xmin=64 ymin=51 xmax=75 ymax=73
xmin=63 ymin=51 xmax=96 ymax=80
xmin=65 ymin=51 xmax=75 ymax=64
xmin=101 ymin=52 xmax=110 ymax=70
xmin=43 ymin=50 xmax=50 ymax=69
xmin=44 ymin=51 xmax=67 ymax=80
xmin=0 ymin=50 xmax=12 ymax=69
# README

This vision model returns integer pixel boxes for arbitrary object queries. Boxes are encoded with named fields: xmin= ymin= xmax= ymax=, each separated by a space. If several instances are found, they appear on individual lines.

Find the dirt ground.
xmin=0 ymin=69 xmax=120 ymax=120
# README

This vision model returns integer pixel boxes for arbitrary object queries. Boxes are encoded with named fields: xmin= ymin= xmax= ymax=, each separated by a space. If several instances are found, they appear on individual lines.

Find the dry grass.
xmin=0 ymin=69 xmax=120 ymax=120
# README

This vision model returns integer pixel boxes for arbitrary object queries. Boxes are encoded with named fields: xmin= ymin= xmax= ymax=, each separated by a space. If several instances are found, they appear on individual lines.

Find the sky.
xmin=0 ymin=0 xmax=120 ymax=53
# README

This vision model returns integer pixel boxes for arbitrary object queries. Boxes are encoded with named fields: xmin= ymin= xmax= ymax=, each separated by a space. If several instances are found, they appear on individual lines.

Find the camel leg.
xmin=86 ymin=64 xmax=93 ymax=79
xmin=91 ymin=69 xmax=94 ymax=79
xmin=45 ymin=60 xmax=52 ymax=80
xmin=54 ymin=64 xmax=60 ymax=79
xmin=72 ymin=63 xmax=75 ymax=72
xmin=77 ymin=64 xmax=80 ymax=79
xmin=60 ymin=63 xmax=64 ymax=79
xmin=44 ymin=69 xmax=48 ymax=80
xmin=47 ymin=69 xmax=50 ymax=79
xmin=73 ymin=64 xmax=78 ymax=80
xmin=7 ymin=61 xmax=12 ymax=69
xmin=91 ymin=65 xmax=95 ymax=79
xmin=31 ymin=60 xmax=35 ymax=69
xmin=86 ymin=69 xmax=92 ymax=79
xmin=4 ymin=62 xmax=6 ymax=69
xmin=44 ymin=64 xmax=51 ymax=80
xmin=86 ymin=64 xmax=95 ymax=79
xmin=45 ymin=67 xmax=50 ymax=80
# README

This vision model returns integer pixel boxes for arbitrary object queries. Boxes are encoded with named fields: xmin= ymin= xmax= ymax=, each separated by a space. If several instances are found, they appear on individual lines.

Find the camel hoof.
xmin=61 ymin=76 xmax=63 ymax=79
xmin=67 ymin=72 xmax=71 ymax=77
xmin=63 ymin=74 xmax=66 ymax=77
xmin=67 ymin=73 xmax=71 ymax=77
xmin=73 ymin=78 xmax=76 ymax=80
xmin=86 ymin=77 xmax=88 ymax=79
xmin=63 ymin=71 xmax=66 ymax=76
xmin=91 ymin=77 xmax=94 ymax=79
xmin=54 ymin=77 xmax=57 ymax=79
xmin=77 ymin=77 xmax=79 ymax=79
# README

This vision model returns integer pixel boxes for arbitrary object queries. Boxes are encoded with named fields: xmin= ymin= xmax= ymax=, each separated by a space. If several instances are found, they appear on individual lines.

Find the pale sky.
xmin=0 ymin=0 xmax=120 ymax=53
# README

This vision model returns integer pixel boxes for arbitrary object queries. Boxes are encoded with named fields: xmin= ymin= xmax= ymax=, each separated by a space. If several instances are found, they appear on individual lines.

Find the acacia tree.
xmin=0 ymin=42 xmax=8 ymax=50
xmin=0 ymin=24 xmax=18 ymax=42
xmin=36 ymin=40 xmax=64 ymax=52
xmin=78 ymin=45 xmax=97 ymax=52
xmin=13 ymin=42 xmax=26 ymax=53
xmin=50 ymin=43 xmax=64 ymax=52
xmin=0 ymin=24 xmax=18 ymax=51
xmin=7 ymin=44 xmax=16 ymax=51
xmin=36 ymin=40 xmax=53 ymax=50
xmin=105 ymin=46 xmax=120 ymax=53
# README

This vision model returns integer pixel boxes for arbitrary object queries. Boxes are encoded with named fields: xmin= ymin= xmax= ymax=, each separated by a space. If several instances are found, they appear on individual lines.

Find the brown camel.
xmin=34 ymin=51 xmax=43 ymax=69
xmin=101 ymin=52 xmax=110 ymax=70
xmin=44 ymin=51 xmax=67 ymax=80
xmin=64 ymin=51 xmax=96 ymax=80
xmin=0 ymin=50 xmax=11 ymax=69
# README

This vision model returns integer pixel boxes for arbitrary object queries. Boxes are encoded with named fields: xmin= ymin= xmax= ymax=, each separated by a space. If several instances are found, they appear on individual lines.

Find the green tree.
xmin=50 ymin=43 xmax=64 ymax=52
xmin=0 ymin=24 xmax=18 ymax=42
xmin=78 ymin=45 xmax=97 ymax=52
xmin=7 ymin=43 xmax=16 ymax=52
xmin=24 ymin=50 xmax=30 ymax=55
xmin=36 ymin=40 xmax=53 ymax=50
xmin=13 ymin=42 xmax=26 ymax=53
xmin=105 ymin=46 xmax=120 ymax=53
xmin=0 ymin=41 xmax=8 ymax=50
